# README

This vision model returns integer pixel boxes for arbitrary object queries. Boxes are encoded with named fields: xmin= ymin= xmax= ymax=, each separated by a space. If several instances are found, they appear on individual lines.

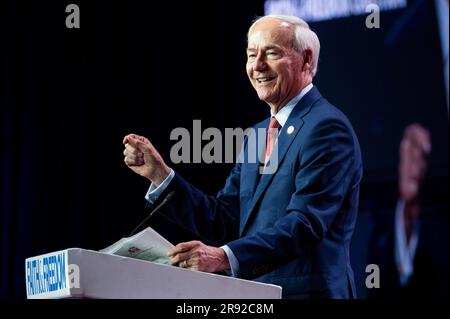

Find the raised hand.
xmin=123 ymin=133 xmax=171 ymax=186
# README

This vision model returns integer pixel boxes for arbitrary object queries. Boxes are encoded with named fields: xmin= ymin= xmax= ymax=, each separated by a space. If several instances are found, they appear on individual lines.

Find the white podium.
xmin=25 ymin=248 xmax=282 ymax=299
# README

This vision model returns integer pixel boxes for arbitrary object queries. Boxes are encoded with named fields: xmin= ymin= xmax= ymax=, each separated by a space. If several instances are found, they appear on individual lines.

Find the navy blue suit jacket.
xmin=153 ymin=87 xmax=363 ymax=298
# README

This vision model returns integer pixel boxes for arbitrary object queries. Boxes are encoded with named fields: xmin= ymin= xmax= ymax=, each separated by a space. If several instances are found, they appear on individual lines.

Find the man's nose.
xmin=253 ymin=55 xmax=267 ymax=72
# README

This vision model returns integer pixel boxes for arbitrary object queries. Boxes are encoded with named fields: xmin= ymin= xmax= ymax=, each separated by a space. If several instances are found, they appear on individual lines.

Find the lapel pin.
xmin=287 ymin=126 xmax=295 ymax=134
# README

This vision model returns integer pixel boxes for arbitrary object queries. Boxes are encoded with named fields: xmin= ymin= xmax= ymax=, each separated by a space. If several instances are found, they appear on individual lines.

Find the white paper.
xmin=100 ymin=227 xmax=174 ymax=265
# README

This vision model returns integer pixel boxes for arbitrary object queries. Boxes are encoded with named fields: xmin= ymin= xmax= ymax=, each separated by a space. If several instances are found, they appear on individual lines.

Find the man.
xmin=123 ymin=15 xmax=362 ymax=298
xmin=368 ymin=124 xmax=448 ymax=298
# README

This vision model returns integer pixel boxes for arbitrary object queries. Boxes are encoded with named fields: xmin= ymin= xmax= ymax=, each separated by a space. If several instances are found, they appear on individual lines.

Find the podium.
xmin=25 ymin=248 xmax=282 ymax=299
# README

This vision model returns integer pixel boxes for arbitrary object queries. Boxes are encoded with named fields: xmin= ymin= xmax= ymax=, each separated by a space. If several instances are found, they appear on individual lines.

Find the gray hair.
xmin=248 ymin=14 xmax=320 ymax=77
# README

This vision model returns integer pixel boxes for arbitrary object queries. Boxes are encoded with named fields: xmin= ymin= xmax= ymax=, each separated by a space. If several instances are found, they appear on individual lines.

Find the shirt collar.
xmin=271 ymin=83 xmax=314 ymax=127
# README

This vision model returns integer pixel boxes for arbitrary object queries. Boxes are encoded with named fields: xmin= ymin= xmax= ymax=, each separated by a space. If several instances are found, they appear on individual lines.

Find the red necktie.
xmin=264 ymin=117 xmax=281 ymax=165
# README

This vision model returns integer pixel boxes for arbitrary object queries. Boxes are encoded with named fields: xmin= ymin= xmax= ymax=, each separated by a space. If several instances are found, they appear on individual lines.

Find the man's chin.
xmin=256 ymin=91 xmax=273 ymax=103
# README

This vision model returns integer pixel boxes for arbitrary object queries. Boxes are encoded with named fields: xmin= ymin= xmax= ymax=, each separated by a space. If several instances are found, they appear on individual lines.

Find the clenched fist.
xmin=123 ymin=133 xmax=171 ymax=186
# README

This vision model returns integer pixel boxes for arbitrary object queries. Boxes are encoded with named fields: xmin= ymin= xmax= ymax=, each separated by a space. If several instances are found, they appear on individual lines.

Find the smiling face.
xmin=246 ymin=19 xmax=312 ymax=113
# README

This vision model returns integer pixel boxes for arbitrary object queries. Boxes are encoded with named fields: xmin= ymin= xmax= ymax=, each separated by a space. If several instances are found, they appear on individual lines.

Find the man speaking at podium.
xmin=123 ymin=15 xmax=362 ymax=299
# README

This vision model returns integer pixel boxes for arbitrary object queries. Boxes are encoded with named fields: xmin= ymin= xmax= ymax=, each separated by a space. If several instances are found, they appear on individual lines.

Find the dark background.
xmin=1 ymin=0 xmax=448 ymax=299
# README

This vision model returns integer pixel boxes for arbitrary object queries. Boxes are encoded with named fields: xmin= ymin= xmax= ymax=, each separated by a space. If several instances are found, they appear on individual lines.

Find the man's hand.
xmin=123 ymin=133 xmax=171 ymax=186
xmin=399 ymin=124 xmax=431 ymax=203
xmin=167 ymin=241 xmax=230 ymax=273
xmin=398 ymin=123 xmax=431 ymax=242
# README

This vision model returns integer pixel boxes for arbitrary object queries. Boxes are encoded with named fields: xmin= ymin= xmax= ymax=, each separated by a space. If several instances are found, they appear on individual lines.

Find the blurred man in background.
xmin=369 ymin=123 xmax=448 ymax=298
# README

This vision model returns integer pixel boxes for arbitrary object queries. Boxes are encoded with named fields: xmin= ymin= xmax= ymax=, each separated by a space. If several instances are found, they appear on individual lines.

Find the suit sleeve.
xmin=151 ymin=162 xmax=241 ymax=246
xmin=227 ymin=117 xmax=362 ymax=279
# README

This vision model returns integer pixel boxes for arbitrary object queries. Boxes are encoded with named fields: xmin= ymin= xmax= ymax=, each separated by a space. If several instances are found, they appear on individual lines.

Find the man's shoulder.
xmin=307 ymin=96 xmax=349 ymax=122
xmin=293 ymin=86 xmax=351 ymax=125
xmin=303 ymin=97 xmax=360 ymax=140
xmin=303 ymin=96 xmax=361 ymax=151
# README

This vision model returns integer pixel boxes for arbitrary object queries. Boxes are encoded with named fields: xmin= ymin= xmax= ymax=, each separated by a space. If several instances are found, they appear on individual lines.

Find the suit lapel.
xmin=242 ymin=120 xmax=269 ymax=199
xmin=240 ymin=86 xmax=323 ymax=235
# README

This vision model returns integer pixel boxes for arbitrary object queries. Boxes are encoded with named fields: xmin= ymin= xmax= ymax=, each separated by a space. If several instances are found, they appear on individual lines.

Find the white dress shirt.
xmin=394 ymin=199 xmax=420 ymax=286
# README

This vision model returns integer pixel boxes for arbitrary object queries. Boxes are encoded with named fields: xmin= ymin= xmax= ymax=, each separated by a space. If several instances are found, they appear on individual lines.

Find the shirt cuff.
xmin=394 ymin=199 xmax=420 ymax=286
xmin=144 ymin=169 xmax=175 ymax=204
xmin=221 ymin=245 xmax=240 ymax=277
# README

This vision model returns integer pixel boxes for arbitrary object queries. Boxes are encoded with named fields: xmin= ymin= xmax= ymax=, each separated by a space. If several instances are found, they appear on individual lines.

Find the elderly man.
xmin=123 ymin=15 xmax=362 ymax=299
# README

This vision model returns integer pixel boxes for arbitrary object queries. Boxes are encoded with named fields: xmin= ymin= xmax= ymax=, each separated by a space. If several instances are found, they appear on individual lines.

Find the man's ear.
xmin=302 ymin=49 xmax=313 ymax=72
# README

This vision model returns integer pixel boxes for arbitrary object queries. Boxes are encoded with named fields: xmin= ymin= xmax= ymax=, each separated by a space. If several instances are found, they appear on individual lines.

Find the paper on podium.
xmin=99 ymin=227 xmax=173 ymax=265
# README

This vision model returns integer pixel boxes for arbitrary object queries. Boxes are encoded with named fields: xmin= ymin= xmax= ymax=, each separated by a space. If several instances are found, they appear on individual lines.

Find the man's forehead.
xmin=247 ymin=31 xmax=271 ymax=46
xmin=247 ymin=29 xmax=292 ymax=50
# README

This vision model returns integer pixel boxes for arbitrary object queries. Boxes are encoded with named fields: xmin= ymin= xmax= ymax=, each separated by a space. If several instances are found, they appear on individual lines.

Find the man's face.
xmin=246 ymin=19 xmax=307 ymax=111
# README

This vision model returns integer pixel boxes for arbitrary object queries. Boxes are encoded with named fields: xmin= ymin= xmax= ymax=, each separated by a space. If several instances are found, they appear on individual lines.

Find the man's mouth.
xmin=256 ymin=76 xmax=276 ymax=84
